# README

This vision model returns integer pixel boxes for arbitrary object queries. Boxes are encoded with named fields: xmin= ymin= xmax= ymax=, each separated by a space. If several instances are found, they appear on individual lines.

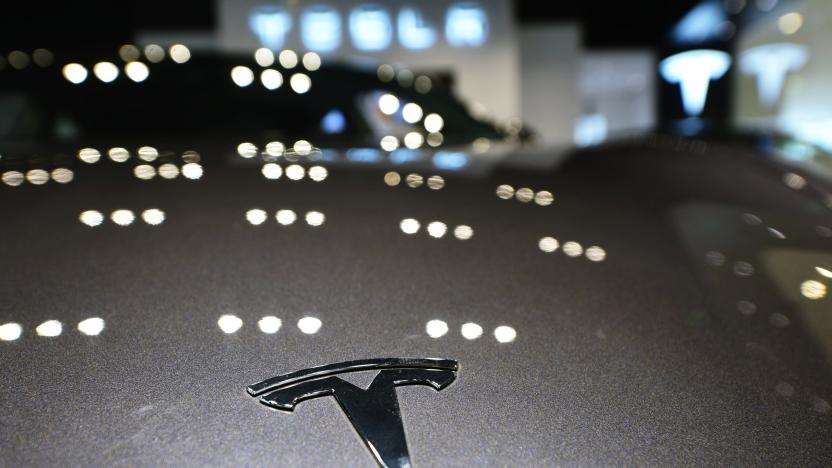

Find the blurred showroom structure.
xmin=8 ymin=0 xmax=829 ymax=153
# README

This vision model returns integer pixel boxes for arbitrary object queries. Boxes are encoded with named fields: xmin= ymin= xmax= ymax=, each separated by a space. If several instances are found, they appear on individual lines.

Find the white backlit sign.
xmin=349 ymin=5 xmax=393 ymax=51
xmin=301 ymin=6 xmax=342 ymax=52
xmin=249 ymin=2 xmax=489 ymax=52
xmin=250 ymin=6 xmax=292 ymax=50
xmin=740 ymin=43 xmax=809 ymax=107
xmin=398 ymin=7 xmax=438 ymax=50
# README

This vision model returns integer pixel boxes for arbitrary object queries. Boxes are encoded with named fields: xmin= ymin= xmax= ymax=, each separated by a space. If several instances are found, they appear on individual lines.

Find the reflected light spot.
xmin=378 ymin=93 xmax=400 ymax=115
xmin=278 ymin=49 xmax=298 ymax=68
xmin=400 ymin=218 xmax=420 ymax=234
xmin=231 ymin=66 xmax=255 ymax=87
xmin=704 ymin=251 xmax=725 ymax=266
xmin=286 ymin=164 xmax=305 ymax=180
xmin=778 ymin=12 xmax=803 ymax=35
xmin=182 ymin=151 xmax=201 ymax=165
xmin=585 ymin=246 xmax=607 ymax=262
xmin=2 ymin=171 xmax=24 ymax=187
xmin=290 ymin=73 xmax=311 ymax=93
xmin=415 ymin=75 xmax=432 ymax=93
xmin=254 ymin=48 xmax=274 ymax=66
xmin=218 ymin=314 xmax=243 ymax=334
xmin=461 ymin=322 xmax=483 ymax=340
xmin=305 ymin=211 xmax=325 ymax=226
xmin=402 ymin=103 xmax=423 ymax=123
xmin=534 ymin=191 xmax=554 ymax=206
xmin=125 ymin=61 xmax=149 ymax=82
xmin=297 ymin=316 xmax=322 ymax=334
xmin=738 ymin=300 xmax=757 ymax=315
xmin=50 ymin=168 xmax=74 ymax=184
xmin=426 ymin=319 xmax=448 ymax=338
xmin=182 ymin=163 xmax=203 ymax=180
xmin=258 ymin=316 xmax=282 ymax=334
xmin=426 ymin=132 xmax=443 ymax=147
xmin=111 ymin=209 xmax=135 ymax=226
xmin=79 ymin=210 xmax=104 ymax=227
xmin=427 ymin=221 xmax=447 ymax=238
xmin=238 ymin=142 xmax=258 ymax=158
xmin=137 ymin=146 xmax=158 ymax=162
xmin=266 ymin=141 xmax=285 ymax=157
xmin=144 ymin=44 xmax=165 ymax=63
xmin=816 ymin=267 xmax=832 ymax=279
xmin=424 ymin=113 xmax=444 ymax=133
xmin=783 ymin=172 xmax=806 ymax=190
xmin=494 ymin=325 xmax=516 ymax=343
xmin=134 ymin=164 xmax=156 ymax=180
xmin=496 ymin=184 xmax=515 ymax=199
xmin=108 ymin=147 xmax=130 ymax=162
xmin=302 ymin=52 xmax=321 ymax=71
xmin=141 ymin=208 xmax=165 ymax=225
xmin=246 ymin=209 xmax=268 ymax=225
xmin=384 ymin=171 xmax=401 ymax=186
xmin=380 ymin=135 xmax=399 ymax=151
xmin=539 ymin=237 xmax=558 ymax=253
xmin=276 ymin=209 xmax=297 ymax=225
xmin=515 ymin=188 xmax=534 ymax=203
xmin=93 ymin=62 xmax=119 ymax=82
xmin=169 ymin=44 xmax=191 ymax=63
xmin=309 ymin=165 xmax=328 ymax=182
xmin=377 ymin=64 xmax=395 ymax=82
xmin=397 ymin=69 xmax=414 ymax=87
xmin=801 ymin=280 xmax=827 ymax=300
xmin=293 ymin=140 xmax=312 ymax=155
xmin=405 ymin=173 xmax=423 ymax=188
xmin=472 ymin=137 xmax=490 ymax=153
xmin=158 ymin=163 xmax=179 ymax=179
xmin=26 ymin=169 xmax=49 ymax=185
xmin=119 ymin=44 xmax=141 ymax=62
xmin=454 ymin=225 xmax=473 ymax=240
xmin=0 ymin=323 xmax=22 ymax=341
xmin=260 ymin=68 xmax=283 ymax=89
xmin=36 ymin=320 xmax=62 ymax=337
xmin=426 ymin=175 xmax=444 ymax=190
xmin=262 ymin=163 xmax=283 ymax=180
xmin=62 ymin=63 xmax=88 ymax=84
xmin=404 ymin=132 xmax=424 ymax=149
xmin=563 ymin=241 xmax=583 ymax=257
xmin=79 ymin=148 xmax=101 ymax=163
xmin=32 ymin=49 xmax=53 ymax=67
xmin=78 ymin=317 xmax=105 ymax=336
xmin=733 ymin=261 xmax=755 ymax=277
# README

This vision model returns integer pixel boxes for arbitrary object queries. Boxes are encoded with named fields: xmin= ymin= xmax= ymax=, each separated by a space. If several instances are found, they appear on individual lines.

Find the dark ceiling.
xmin=1 ymin=0 xmax=702 ymax=49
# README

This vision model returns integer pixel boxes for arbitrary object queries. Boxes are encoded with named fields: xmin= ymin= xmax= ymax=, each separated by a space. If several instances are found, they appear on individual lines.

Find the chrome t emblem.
xmin=248 ymin=357 xmax=458 ymax=468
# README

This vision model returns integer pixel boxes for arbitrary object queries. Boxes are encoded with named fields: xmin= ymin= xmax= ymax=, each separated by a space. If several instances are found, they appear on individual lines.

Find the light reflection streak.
xmin=218 ymin=314 xmax=243 ymax=334
xmin=77 ymin=317 xmax=105 ymax=336
xmin=426 ymin=319 xmax=448 ymax=338
xmin=0 ymin=322 xmax=23 ymax=341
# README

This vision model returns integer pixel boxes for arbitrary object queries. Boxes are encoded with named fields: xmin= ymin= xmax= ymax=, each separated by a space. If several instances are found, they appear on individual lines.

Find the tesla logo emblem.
xmin=248 ymin=358 xmax=458 ymax=468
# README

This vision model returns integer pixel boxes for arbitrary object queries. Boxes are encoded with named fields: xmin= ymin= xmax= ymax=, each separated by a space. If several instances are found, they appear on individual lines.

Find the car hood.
xmin=1 ymin=136 xmax=831 ymax=466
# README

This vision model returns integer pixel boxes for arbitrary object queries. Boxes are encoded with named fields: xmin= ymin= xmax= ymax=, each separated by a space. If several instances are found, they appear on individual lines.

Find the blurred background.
xmin=1 ymin=0 xmax=830 ymax=170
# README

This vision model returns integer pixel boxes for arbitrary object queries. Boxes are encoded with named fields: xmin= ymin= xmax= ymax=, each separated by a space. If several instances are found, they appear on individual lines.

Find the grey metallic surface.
xmin=1 ymin=137 xmax=832 ymax=466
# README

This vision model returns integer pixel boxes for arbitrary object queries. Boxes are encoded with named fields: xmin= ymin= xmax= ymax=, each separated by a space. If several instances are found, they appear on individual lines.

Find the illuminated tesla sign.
xmin=446 ymin=3 xmax=489 ymax=47
xmin=398 ymin=7 xmax=438 ymax=50
xmin=250 ymin=6 xmax=292 ymax=50
xmin=660 ymin=49 xmax=731 ymax=116
xmin=739 ymin=43 xmax=809 ymax=107
xmin=301 ymin=6 xmax=342 ymax=52
xmin=349 ymin=5 xmax=394 ymax=51
xmin=249 ymin=2 xmax=489 ymax=52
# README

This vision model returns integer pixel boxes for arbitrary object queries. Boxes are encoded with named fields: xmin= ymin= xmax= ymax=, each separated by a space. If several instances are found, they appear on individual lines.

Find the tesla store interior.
xmin=1 ymin=1 xmax=832 ymax=466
